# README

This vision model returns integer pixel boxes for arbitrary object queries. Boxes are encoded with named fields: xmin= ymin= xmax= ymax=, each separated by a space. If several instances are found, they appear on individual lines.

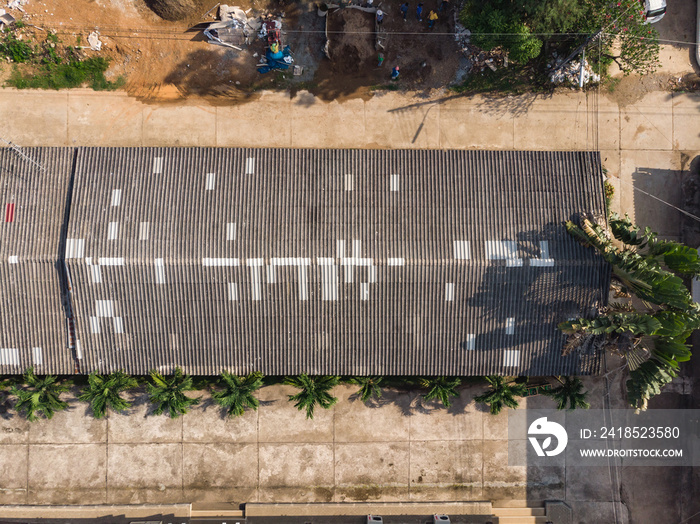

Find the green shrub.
xmin=459 ymin=2 xmax=542 ymax=63
xmin=8 ymin=57 xmax=124 ymax=90
xmin=0 ymin=32 xmax=34 ymax=63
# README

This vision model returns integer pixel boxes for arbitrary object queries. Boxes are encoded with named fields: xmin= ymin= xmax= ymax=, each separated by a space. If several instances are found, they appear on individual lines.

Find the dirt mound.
xmin=328 ymin=9 xmax=376 ymax=73
xmin=145 ymin=0 xmax=196 ymax=21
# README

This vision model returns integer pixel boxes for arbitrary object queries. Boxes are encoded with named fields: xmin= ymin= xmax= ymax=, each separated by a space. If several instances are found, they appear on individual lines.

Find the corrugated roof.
xmin=63 ymin=147 xmax=608 ymax=376
xmin=0 ymin=147 xmax=75 ymax=374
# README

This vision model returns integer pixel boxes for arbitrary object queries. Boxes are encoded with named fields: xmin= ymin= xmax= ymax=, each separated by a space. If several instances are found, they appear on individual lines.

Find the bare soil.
xmin=2 ymin=0 xmax=461 ymax=103
xmin=605 ymin=72 xmax=700 ymax=106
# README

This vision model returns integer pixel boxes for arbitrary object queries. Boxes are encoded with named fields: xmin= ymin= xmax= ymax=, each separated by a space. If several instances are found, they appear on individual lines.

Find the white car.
xmin=643 ymin=0 xmax=667 ymax=23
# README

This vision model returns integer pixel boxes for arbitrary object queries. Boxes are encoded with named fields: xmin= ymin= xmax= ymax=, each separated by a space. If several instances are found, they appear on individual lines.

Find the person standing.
xmin=376 ymin=9 xmax=384 ymax=25
xmin=399 ymin=2 xmax=408 ymax=21
xmin=391 ymin=66 xmax=400 ymax=80
xmin=428 ymin=9 xmax=437 ymax=28
xmin=416 ymin=3 xmax=423 ymax=21
xmin=438 ymin=0 xmax=448 ymax=11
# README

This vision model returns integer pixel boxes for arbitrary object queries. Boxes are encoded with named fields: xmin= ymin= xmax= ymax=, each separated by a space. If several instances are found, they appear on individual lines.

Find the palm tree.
xmin=474 ymin=375 xmax=527 ymax=415
xmin=627 ymin=359 xmax=675 ymax=411
xmin=284 ymin=374 xmax=339 ymax=419
xmin=544 ymin=377 xmax=590 ymax=410
xmin=349 ymin=376 xmax=383 ymax=403
xmin=78 ymin=371 xmax=138 ymax=418
xmin=562 ymin=213 xmax=700 ymax=409
xmin=147 ymin=367 xmax=200 ymax=418
xmin=211 ymin=371 xmax=263 ymax=418
xmin=11 ymin=367 xmax=69 ymax=421
xmin=419 ymin=376 xmax=461 ymax=408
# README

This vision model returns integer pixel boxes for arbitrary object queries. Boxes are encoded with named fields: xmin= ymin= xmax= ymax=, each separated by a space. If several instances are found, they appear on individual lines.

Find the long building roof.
xmin=1 ymin=147 xmax=608 ymax=376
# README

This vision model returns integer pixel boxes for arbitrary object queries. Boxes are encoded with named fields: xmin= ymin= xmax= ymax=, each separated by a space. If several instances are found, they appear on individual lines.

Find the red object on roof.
xmin=5 ymin=203 xmax=15 ymax=223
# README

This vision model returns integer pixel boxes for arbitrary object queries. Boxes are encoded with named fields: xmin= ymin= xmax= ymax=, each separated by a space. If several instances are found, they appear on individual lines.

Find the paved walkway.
xmin=0 ymin=379 xmax=626 ymax=524
xmin=0 ymin=88 xmax=695 ymax=152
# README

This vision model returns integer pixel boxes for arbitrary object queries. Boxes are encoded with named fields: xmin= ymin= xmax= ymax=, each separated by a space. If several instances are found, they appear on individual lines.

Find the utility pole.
xmin=551 ymin=29 xmax=602 ymax=77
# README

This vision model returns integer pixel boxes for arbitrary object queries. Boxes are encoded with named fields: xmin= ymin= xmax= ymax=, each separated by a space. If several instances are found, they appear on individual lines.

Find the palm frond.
xmin=284 ymin=374 xmax=339 ymax=419
xmin=420 ymin=377 xmax=461 ymax=408
xmin=147 ymin=368 xmax=200 ymax=418
xmin=544 ymin=377 xmax=590 ymax=410
xmin=474 ymin=376 xmax=526 ymax=415
xmin=78 ymin=370 xmax=137 ymax=418
xmin=349 ymin=376 xmax=384 ymax=403
xmin=211 ymin=371 xmax=263 ymax=418
xmin=12 ymin=367 xmax=69 ymax=421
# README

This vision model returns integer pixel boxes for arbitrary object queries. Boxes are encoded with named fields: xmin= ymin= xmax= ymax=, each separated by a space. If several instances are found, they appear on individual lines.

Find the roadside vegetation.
xmin=0 ymin=369 xmax=588 ymax=421
xmin=560 ymin=209 xmax=700 ymax=410
xmin=0 ymin=24 xmax=124 ymax=90
xmin=457 ymin=0 xmax=660 ymax=92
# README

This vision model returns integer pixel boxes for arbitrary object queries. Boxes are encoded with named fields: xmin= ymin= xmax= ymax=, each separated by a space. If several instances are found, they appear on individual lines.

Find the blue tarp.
xmin=258 ymin=45 xmax=293 ymax=74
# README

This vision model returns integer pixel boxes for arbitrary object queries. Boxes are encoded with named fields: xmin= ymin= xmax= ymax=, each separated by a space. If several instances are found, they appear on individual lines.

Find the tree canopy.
xmin=560 ymin=213 xmax=700 ymax=410
xmin=459 ymin=0 xmax=659 ymax=75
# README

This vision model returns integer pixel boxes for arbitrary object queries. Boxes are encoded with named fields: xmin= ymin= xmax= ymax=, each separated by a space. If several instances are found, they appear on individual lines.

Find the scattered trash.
xmin=203 ymin=4 xmax=259 ymax=50
xmin=293 ymin=64 xmax=303 ymax=75
xmin=0 ymin=9 xmax=16 ymax=28
xmin=7 ymin=0 xmax=25 ymax=12
xmin=549 ymin=57 xmax=600 ymax=86
xmin=460 ymin=46 xmax=508 ymax=74
xmin=87 ymin=31 xmax=102 ymax=51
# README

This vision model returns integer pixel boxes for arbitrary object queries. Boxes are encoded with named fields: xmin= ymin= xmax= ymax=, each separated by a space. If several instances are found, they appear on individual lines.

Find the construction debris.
xmin=87 ymin=31 xmax=102 ymax=51
xmin=461 ymin=46 xmax=508 ymax=73
xmin=0 ymin=9 xmax=16 ymax=28
xmin=203 ymin=4 xmax=257 ymax=50
xmin=6 ymin=0 xmax=24 ymax=10
xmin=201 ymin=2 xmax=220 ymax=19
xmin=203 ymin=5 xmax=286 ymax=54
xmin=453 ymin=18 xmax=471 ymax=47
xmin=549 ymin=55 xmax=601 ymax=86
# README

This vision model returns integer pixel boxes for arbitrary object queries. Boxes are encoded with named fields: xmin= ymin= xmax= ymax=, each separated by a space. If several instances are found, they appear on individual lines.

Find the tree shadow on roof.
xmin=464 ymin=221 xmax=609 ymax=377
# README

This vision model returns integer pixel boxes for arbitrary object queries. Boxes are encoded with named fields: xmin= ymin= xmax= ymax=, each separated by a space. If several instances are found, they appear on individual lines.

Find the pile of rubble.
xmin=453 ymin=17 xmax=471 ymax=47
xmin=462 ymin=45 xmax=509 ymax=73
xmin=204 ymin=5 xmax=262 ymax=50
xmin=548 ymin=54 xmax=601 ymax=86
xmin=454 ymin=16 xmax=510 ymax=75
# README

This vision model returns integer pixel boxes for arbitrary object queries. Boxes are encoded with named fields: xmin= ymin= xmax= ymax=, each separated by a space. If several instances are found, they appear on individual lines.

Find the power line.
xmin=606 ymin=32 xmax=700 ymax=47
xmin=43 ymin=26 xmax=593 ymax=37
xmin=25 ymin=20 xmax=700 ymax=44
xmin=615 ymin=176 xmax=700 ymax=224
xmin=33 ymin=25 xmax=700 ymax=47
